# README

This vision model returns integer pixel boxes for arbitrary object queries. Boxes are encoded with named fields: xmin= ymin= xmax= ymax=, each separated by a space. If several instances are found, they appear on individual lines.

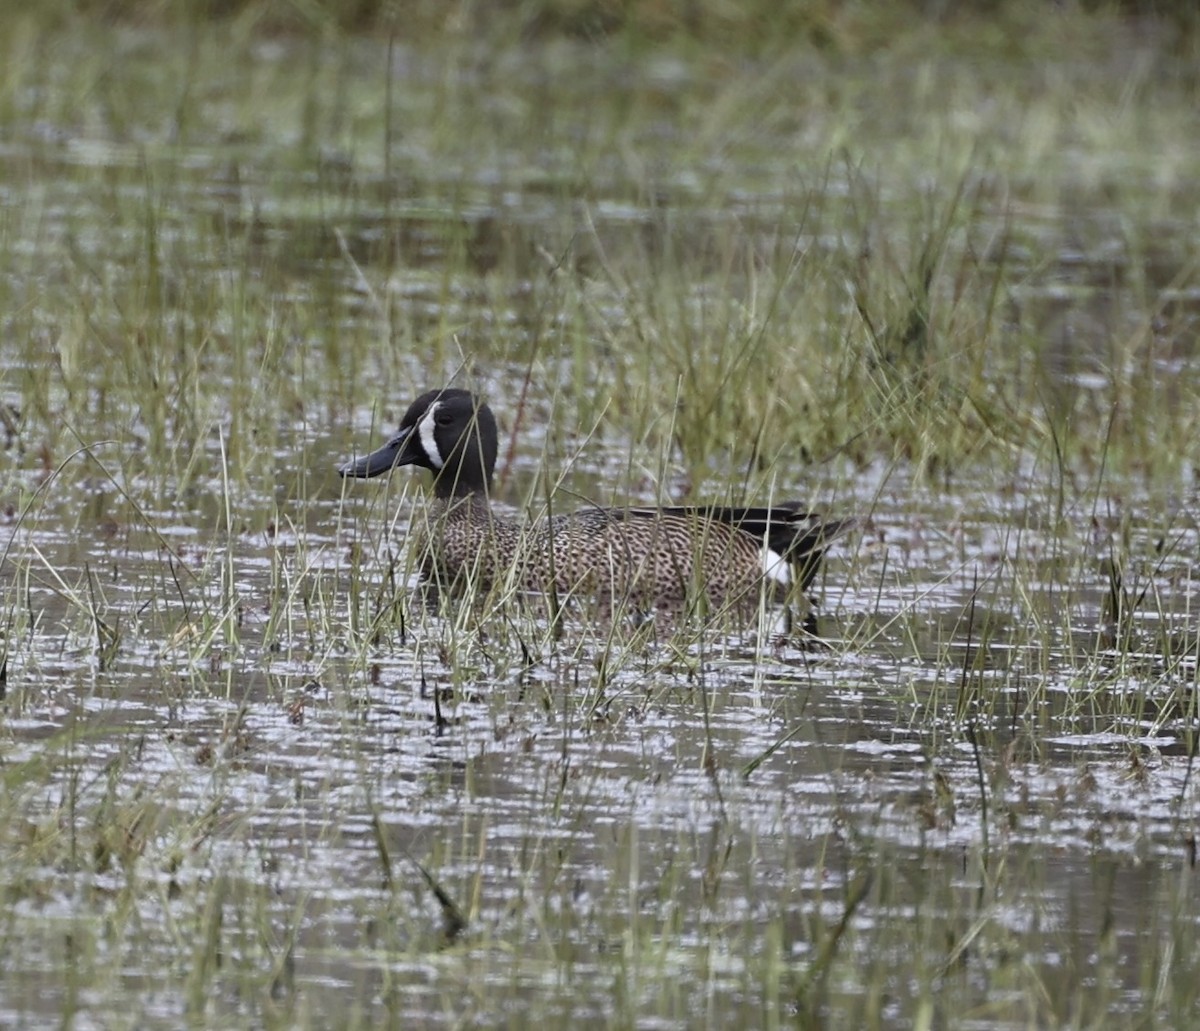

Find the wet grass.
xmin=2 ymin=2 xmax=1200 ymax=1028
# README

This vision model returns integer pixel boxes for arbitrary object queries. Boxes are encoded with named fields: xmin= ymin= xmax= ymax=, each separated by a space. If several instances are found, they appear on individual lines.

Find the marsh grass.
xmin=1 ymin=2 xmax=1200 ymax=1028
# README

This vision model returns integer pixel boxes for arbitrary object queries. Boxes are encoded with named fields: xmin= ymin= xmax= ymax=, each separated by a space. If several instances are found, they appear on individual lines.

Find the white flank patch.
xmin=762 ymin=547 xmax=791 ymax=587
xmin=417 ymin=402 xmax=443 ymax=468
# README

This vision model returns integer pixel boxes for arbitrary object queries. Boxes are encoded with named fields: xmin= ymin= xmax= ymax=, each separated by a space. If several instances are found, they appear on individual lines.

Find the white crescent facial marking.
xmin=762 ymin=547 xmax=791 ymax=587
xmin=417 ymin=402 xmax=443 ymax=468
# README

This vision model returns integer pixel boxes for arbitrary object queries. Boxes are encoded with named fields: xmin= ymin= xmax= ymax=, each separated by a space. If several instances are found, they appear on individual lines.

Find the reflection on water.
xmin=3 ymin=463 xmax=1198 ymax=1026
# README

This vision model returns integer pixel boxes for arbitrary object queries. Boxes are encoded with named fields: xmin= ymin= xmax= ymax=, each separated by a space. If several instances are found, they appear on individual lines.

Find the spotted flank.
xmin=338 ymin=388 xmax=853 ymax=620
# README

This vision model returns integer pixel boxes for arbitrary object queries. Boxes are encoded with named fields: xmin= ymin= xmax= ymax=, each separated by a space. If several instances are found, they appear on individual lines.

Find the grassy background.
xmin=3 ymin=0 xmax=1199 ymax=494
xmin=1 ymin=1 xmax=1199 ymax=1028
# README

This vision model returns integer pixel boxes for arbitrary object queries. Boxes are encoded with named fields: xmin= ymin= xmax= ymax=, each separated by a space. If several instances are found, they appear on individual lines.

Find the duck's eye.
xmin=434 ymin=410 xmax=455 ymax=426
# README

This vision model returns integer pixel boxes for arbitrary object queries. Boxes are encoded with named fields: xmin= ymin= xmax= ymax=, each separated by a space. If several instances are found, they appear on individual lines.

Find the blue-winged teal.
xmin=338 ymin=388 xmax=852 ymax=620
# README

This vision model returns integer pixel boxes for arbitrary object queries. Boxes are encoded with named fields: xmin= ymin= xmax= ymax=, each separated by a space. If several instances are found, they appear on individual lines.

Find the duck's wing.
xmin=623 ymin=504 xmax=852 ymax=553
xmin=619 ymin=504 xmax=855 ymax=589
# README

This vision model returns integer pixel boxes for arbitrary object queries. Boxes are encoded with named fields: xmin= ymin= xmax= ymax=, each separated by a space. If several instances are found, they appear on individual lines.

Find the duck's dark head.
xmin=337 ymin=388 xmax=498 ymax=498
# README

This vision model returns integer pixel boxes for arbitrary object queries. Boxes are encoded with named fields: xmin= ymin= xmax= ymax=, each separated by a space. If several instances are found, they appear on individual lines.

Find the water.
xmin=2 ymin=19 xmax=1200 ymax=1030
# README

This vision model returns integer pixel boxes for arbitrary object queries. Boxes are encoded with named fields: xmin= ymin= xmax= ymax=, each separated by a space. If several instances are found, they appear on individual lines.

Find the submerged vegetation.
xmin=1 ymin=1 xmax=1199 ymax=1027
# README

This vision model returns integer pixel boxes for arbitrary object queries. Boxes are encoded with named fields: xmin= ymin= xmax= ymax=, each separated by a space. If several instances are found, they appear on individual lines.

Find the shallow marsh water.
xmin=2 ymin=12 xmax=1200 ymax=1029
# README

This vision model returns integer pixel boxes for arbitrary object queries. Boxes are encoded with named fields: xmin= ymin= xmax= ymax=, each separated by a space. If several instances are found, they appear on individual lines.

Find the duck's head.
xmin=338 ymin=388 xmax=498 ymax=498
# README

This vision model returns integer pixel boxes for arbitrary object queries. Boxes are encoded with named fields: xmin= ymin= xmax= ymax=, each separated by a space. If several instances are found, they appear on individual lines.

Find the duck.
xmin=337 ymin=388 xmax=852 ymax=621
